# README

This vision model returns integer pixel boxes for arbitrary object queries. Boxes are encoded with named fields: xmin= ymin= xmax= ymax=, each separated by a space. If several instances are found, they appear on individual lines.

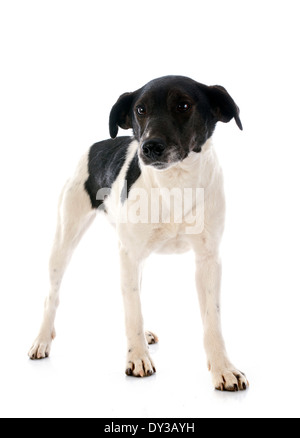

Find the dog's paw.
xmin=28 ymin=331 xmax=55 ymax=360
xmin=145 ymin=330 xmax=159 ymax=345
xmin=211 ymin=366 xmax=249 ymax=392
xmin=125 ymin=349 xmax=156 ymax=377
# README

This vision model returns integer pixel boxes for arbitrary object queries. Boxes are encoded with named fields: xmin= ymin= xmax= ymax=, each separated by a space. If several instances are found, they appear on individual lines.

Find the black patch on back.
xmin=85 ymin=136 xmax=133 ymax=209
xmin=121 ymin=152 xmax=141 ymax=203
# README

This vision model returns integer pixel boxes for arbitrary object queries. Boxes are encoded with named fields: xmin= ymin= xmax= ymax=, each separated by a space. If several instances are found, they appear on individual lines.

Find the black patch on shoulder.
xmin=121 ymin=152 xmax=141 ymax=203
xmin=85 ymin=136 xmax=133 ymax=209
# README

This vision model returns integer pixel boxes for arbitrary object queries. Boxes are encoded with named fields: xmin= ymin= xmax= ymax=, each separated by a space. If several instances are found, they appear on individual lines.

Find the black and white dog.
xmin=29 ymin=75 xmax=248 ymax=391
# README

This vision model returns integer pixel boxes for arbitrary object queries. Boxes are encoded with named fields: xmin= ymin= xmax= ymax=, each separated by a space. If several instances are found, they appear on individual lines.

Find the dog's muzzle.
xmin=141 ymin=138 xmax=170 ymax=169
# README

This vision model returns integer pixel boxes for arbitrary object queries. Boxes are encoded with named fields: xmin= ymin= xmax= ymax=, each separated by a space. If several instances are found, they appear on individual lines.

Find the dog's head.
xmin=109 ymin=76 xmax=242 ymax=170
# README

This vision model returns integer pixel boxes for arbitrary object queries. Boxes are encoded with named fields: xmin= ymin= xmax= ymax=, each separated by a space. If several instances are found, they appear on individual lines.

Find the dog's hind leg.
xmin=29 ymin=155 xmax=96 ymax=360
xmin=145 ymin=330 xmax=159 ymax=345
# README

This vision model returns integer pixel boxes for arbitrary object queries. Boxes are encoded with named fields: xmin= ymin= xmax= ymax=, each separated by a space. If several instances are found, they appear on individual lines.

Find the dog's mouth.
xmin=139 ymin=149 xmax=183 ymax=171
xmin=140 ymin=157 xmax=179 ymax=171
xmin=149 ymin=162 xmax=170 ymax=170
xmin=139 ymin=138 xmax=185 ymax=170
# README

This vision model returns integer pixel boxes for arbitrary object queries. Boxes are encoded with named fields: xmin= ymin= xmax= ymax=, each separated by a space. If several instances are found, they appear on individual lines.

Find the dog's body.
xmin=29 ymin=76 xmax=248 ymax=391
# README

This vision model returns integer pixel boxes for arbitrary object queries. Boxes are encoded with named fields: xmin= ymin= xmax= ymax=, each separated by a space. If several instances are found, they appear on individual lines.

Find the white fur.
xmin=29 ymin=138 xmax=248 ymax=390
xmin=29 ymin=154 xmax=97 ymax=359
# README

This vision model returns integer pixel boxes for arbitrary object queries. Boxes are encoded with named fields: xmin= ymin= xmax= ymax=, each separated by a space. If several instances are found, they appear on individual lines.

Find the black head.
xmin=109 ymin=76 xmax=242 ymax=170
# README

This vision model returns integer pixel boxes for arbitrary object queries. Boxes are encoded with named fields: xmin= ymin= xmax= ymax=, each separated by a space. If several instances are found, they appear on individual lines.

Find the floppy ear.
xmin=203 ymin=85 xmax=243 ymax=130
xmin=109 ymin=92 xmax=136 ymax=138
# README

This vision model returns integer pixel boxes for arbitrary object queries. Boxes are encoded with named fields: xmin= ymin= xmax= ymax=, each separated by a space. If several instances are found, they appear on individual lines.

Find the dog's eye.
xmin=136 ymin=105 xmax=147 ymax=116
xmin=177 ymin=102 xmax=191 ymax=112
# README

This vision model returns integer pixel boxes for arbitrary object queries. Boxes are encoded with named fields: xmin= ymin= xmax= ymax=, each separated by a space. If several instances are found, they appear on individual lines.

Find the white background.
xmin=0 ymin=0 xmax=300 ymax=419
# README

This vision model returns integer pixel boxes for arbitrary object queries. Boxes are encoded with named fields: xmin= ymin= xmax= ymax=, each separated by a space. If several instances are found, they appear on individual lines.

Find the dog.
xmin=29 ymin=75 xmax=249 ymax=391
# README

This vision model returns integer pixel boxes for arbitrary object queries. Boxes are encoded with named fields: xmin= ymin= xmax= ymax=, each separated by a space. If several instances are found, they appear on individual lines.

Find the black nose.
xmin=142 ymin=139 xmax=166 ymax=159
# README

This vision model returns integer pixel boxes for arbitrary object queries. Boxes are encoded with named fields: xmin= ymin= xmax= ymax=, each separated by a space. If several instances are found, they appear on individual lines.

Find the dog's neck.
xmin=138 ymin=138 xmax=216 ymax=190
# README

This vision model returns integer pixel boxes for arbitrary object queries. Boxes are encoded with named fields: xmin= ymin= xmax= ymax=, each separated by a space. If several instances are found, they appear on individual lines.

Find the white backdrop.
xmin=0 ymin=0 xmax=300 ymax=418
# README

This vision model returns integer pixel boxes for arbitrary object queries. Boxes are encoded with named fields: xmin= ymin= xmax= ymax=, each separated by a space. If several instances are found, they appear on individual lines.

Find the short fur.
xmin=29 ymin=76 xmax=248 ymax=391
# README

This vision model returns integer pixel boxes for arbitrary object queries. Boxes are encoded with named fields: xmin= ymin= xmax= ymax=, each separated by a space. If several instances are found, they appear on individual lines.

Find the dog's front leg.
xmin=119 ymin=247 xmax=156 ymax=377
xmin=195 ymin=253 xmax=248 ymax=391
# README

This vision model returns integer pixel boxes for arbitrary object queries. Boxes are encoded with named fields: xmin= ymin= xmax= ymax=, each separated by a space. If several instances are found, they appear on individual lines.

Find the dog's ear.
xmin=200 ymin=84 xmax=243 ymax=130
xmin=109 ymin=92 xmax=136 ymax=138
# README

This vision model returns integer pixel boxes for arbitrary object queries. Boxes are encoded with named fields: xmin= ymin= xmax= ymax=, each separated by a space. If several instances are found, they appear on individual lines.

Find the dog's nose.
xmin=142 ymin=139 xmax=166 ymax=159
